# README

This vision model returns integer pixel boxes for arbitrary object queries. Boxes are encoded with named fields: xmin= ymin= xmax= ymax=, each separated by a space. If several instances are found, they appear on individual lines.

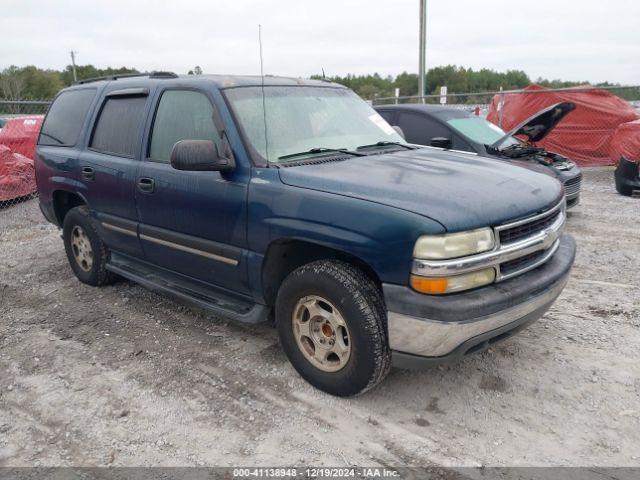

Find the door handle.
xmin=137 ymin=177 xmax=155 ymax=193
xmin=81 ymin=166 xmax=95 ymax=181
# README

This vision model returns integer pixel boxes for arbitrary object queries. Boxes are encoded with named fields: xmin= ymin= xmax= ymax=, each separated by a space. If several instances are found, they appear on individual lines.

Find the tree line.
xmin=312 ymin=65 xmax=629 ymax=100
xmin=0 ymin=63 xmax=633 ymax=101
xmin=0 ymin=65 xmax=139 ymax=100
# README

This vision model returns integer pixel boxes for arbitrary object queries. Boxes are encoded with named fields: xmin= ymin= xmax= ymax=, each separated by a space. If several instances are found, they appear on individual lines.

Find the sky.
xmin=2 ymin=0 xmax=639 ymax=84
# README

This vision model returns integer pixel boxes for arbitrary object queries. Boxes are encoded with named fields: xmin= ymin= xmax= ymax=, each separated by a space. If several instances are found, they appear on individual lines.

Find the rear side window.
xmin=90 ymin=96 xmax=147 ymax=157
xmin=149 ymin=90 xmax=219 ymax=162
xmin=39 ymin=89 xmax=96 ymax=146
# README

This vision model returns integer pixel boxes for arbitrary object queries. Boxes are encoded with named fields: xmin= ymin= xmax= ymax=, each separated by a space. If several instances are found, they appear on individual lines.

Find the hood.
xmin=278 ymin=148 xmax=564 ymax=232
xmin=492 ymin=102 xmax=575 ymax=148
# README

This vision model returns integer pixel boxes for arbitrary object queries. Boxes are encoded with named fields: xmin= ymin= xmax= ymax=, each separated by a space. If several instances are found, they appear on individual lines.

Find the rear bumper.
xmin=384 ymin=234 xmax=575 ymax=368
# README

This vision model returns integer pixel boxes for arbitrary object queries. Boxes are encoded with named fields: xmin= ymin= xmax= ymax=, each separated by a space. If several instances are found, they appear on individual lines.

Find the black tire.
xmin=276 ymin=260 xmax=391 ymax=397
xmin=62 ymin=205 xmax=117 ymax=286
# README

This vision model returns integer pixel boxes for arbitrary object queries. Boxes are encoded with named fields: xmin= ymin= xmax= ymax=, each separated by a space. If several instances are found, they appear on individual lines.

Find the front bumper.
xmin=565 ymin=191 xmax=580 ymax=209
xmin=385 ymin=234 xmax=576 ymax=368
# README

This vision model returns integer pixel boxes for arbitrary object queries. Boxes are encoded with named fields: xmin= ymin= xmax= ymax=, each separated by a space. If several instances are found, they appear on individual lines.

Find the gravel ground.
xmin=0 ymin=167 xmax=638 ymax=467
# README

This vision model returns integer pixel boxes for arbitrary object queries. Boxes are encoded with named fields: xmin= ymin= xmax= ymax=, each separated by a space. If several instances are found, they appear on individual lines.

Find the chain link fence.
xmin=372 ymin=85 xmax=640 ymax=116
xmin=374 ymin=91 xmax=495 ymax=116
xmin=0 ymin=100 xmax=49 ymax=215
xmin=373 ymin=85 xmax=640 ymax=167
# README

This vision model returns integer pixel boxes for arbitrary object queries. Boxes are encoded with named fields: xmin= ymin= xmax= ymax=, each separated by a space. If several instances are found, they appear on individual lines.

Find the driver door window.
xmin=136 ymin=88 xmax=248 ymax=293
xmin=149 ymin=90 xmax=219 ymax=162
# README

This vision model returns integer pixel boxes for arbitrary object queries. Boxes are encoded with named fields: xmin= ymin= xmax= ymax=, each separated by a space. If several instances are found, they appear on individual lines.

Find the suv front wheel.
xmin=276 ymin=260 xmax=391 ymax=397
xmin=62 ymin=205 xmax=117 ymax=286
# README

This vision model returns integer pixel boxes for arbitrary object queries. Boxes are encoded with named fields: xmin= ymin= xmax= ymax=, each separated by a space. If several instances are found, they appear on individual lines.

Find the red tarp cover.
xmin=487 ymin=85 xmax=640 ymax=167
xmin=0 ymin=116 xmax=42 ymax=201
xmin=0 ymin=116 xmax=43 ymax=160
xmin=0 ymin=145 xmax=37 ymax=201
xmin=611 ymin=119 xmax=640 ymax=164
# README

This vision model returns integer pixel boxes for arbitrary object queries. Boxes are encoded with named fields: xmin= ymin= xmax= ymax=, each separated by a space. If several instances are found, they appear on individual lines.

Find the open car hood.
xmin=491 ymin=102 xmax=575 ymax=148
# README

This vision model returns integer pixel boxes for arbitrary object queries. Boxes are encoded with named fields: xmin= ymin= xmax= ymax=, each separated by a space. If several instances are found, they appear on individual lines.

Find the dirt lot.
xmin=0 ymin=167 xmax=638 ymax=467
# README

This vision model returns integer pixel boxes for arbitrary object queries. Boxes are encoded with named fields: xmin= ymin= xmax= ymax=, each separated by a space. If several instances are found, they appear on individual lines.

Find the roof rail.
xmin=150 ymin=71 xmax=179 ymax=79
xmin=75 ymin=71 xmax=178 ymax=85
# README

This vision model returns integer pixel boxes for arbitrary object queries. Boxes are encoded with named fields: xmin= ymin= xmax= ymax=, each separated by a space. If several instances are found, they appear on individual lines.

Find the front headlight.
xmin=413 ymin=228 xmax=495 ymax=260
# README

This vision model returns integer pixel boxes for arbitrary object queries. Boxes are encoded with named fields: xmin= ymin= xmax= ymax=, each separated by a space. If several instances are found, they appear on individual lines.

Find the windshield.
xmin=446 ymin=117 xmax=522 ymax=149
xmin=224 ymin=86 xmax=406 ymax=162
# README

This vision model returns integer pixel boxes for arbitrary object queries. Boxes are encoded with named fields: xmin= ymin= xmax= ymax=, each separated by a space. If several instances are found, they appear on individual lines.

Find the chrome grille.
xmin=564 ymin=174 xmax=582 ymax=197
xmin=500 ymin=250 xmax=547 ymax=276
xmin=499 ymin=208 xmax=562 ymax=245
xmin=494 ymin=201 xmax=566 ymax=280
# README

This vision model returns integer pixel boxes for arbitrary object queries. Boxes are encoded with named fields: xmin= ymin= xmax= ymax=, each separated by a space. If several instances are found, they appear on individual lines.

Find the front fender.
xmin=248 ymin=168 xmax=445 ymax=286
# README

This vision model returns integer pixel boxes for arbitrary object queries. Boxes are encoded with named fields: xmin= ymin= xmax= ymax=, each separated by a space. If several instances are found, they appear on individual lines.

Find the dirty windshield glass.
xmin=447 ymin=117 xmax=521 ymax=148
xmin=224 ymin=86 xmax=405 ymax=162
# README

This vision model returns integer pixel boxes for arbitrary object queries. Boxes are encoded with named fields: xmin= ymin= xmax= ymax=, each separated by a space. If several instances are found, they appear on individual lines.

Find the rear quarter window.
xmin=38 ymin=89 xmax=97 ymax=147
xmin=90 ymin=95 xmax=147 ymax=157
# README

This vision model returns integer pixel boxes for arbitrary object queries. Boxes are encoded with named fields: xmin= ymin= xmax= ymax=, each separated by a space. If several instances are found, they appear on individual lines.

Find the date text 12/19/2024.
xmin=233 ymin=467 xmax=401 ymax=478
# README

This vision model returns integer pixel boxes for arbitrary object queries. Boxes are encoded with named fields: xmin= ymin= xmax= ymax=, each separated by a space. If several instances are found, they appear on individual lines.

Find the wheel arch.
xmin=261 ymin=238 xmax=382 ymax=307
xmin=52 ymin=189 xmax=89 ymax=226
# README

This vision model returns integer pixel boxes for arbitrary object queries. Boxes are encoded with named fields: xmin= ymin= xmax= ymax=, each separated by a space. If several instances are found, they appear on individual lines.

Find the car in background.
xmin=615 ymin=157 xmax=640 ymax=196
xmin=611 ymin=119 xmax=640 ymax=196
xmin=375 ymin=103 xmax=582 ymax=208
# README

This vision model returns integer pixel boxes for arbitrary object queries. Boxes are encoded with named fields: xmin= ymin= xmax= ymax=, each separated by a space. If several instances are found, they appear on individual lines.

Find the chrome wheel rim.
xmin=71 ymin=225 xmax=93 ymax=272
xmin=292 ymin=295 xmax=351 ymax=373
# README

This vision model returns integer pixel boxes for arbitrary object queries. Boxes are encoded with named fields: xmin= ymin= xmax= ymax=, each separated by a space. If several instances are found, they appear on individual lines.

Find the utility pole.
xmin=418 ymin=0 xmax=427 ymax=102
xmin=70 ymin=50 xmax=78 ymax=82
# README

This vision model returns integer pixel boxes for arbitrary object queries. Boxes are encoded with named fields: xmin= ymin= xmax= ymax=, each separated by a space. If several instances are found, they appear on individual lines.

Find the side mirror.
xmin=170 ymin=140 xmax=234 ymax=172
xmin=392 ymin=125 xmax=405 ymax=140
xmin=430 ymin=137 xmax=452 ymax=149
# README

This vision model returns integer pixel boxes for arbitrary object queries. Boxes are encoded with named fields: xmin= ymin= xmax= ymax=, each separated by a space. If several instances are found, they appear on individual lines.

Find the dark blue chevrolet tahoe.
xmin=35 ymin=73 xmax=576 ymax=396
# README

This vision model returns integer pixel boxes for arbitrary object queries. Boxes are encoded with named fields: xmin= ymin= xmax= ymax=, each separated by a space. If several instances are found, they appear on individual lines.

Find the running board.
xmin=106 ymin=254 xmax=269 ymax=324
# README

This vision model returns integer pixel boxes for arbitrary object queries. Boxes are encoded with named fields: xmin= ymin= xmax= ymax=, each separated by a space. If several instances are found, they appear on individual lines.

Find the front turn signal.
xmin=410 ymin=267 xmax=496 ymax=295
xmin=410 ymin=275 xmax=449 ymax=294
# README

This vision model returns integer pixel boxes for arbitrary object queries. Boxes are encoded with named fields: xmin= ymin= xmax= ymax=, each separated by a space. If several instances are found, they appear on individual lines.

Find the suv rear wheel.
xmin=275 ymin=260 xmax=391 ymax=397
xmin=62 ymin=206 xmax=117 ymax=286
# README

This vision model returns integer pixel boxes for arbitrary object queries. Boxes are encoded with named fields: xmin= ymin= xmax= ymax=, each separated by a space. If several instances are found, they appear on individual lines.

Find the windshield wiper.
xmin=356 ymin=141 xmax=417 ymax=151
xmin=278 ymin=147 xmax=364 ymax=161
